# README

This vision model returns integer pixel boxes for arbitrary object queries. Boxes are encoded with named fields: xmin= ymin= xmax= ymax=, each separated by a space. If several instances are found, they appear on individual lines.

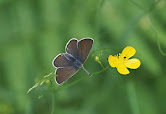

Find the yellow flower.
xmin=108 ymin=46 xmax=141 ymax=75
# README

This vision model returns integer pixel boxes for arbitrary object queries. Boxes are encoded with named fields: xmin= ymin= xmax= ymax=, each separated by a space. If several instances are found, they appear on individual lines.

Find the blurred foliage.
xmin=0 ymin=0 xmax=166 ymax=114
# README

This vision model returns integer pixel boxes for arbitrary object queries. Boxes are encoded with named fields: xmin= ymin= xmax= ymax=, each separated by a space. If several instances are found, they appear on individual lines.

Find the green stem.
xmin=130 ymin=0 xmax=165 ymax=56
xmin=147 ymin=15 xmax=166 ymax=56
xmin=97 ymin=61 xmax=105 ymax=69
xmin=126 ymin=80 xmax=140 ymax=114
xmin=50 ymin=80 xmax=55 ymax=114
xmin=91 ymin=66 xmax=109 ymax=76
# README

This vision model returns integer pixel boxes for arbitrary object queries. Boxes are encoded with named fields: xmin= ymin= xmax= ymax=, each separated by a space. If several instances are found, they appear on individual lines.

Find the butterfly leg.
xmin=81 ymin=65 xmax=92 ymax=76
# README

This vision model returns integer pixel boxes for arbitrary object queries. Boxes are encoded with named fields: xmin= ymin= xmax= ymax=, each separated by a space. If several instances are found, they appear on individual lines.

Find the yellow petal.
xmin=117 ymin=64 xmax=130 ymax=75
xmin=108 ymin=55 xmax=119 ymax=67
xmin=121 ymin=46 xmax=136 ymax=59
xmin=124 ymin=58 xmax=141 ymax=69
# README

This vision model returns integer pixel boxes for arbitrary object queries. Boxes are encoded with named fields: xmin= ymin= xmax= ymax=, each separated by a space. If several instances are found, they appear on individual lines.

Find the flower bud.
xmin=95 ymin=56 xmax=100 ymax=62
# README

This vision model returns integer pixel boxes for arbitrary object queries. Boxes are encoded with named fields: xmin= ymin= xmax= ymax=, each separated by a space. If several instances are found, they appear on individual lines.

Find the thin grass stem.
xmin=50 ymin=80 xmax=55 ymax=114
xmin=126 ymin=80 xmax=140 ymax=114
xmin=147 ymin=15 xmax=166 ymax=56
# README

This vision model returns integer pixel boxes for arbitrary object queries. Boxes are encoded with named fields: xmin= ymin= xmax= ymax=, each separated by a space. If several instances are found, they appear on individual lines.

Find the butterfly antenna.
xmin=81 ymin=66 xmax=92 ymax=76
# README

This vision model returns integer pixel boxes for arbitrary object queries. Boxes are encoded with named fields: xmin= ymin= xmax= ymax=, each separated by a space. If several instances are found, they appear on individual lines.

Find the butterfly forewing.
xmin=78 ymin=38 xmax=93 ymax=63
xmin=52 ymin=53 xmax=73 ymax=68
xmin=66 ymin=38 xmax=79 ymax=59
xmin=56 ymin=66 xmax=79 ymax=84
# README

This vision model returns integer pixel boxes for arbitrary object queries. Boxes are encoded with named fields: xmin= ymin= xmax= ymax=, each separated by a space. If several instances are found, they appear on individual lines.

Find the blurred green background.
xmin=0 ymin=0 xmax=166 ymax=114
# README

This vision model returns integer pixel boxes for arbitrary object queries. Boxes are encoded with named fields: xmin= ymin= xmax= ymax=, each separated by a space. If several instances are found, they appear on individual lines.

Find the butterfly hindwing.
xmin=55 ymin=66 xmax=79 ymax=84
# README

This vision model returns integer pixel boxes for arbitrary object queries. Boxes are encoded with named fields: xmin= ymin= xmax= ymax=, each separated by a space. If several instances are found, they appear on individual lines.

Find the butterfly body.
xmin=73 ymin=59 xmax=83 ymax=68
xmin=52 ymin=38 xmax=93 ymax=84
xmin=64 ymin=53 xmax=82 ymax=68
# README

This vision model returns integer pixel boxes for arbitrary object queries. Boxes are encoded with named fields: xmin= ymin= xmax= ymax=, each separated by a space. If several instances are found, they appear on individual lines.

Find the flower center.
xmin=118 ymin=54 xmax=128 ymax=64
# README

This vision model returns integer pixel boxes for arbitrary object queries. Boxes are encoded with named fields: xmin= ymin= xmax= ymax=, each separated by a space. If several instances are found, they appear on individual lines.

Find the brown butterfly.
xmin=52 ymin=38 xmax=94 ymax=84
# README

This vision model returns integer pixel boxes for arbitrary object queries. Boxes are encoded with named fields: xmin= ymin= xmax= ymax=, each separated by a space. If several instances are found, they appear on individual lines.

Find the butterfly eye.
xmin=124 ymin=57 xmax=126 ymax=59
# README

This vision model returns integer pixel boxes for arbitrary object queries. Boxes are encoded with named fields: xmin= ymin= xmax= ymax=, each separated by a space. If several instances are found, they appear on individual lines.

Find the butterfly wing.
xmin=78 ymin=38 xmax=93 ymax=63
xmin=65 ymin=38 xmax=93 ymax=64
xmin=52 ymin=53 xmax=74 ymax=68
xmin=53 ymin=53 xmax=79 ymax=84
xmin=65 ymin=38 xmax=79 ymax=60
xmin=55 ymin=66 xmax=79 ymax=84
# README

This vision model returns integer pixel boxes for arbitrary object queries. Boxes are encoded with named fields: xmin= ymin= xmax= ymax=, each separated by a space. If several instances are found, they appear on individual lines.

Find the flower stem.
xmin=91 ymin=66 xmax=109 ymax=76
xmin=97 ymin=61 xmax=105 ymax=69
xmin=126 ymin=80 xmax=140 ymax=114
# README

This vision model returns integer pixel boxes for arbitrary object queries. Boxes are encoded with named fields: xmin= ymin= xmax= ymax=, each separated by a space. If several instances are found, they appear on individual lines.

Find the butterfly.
xmin=52 ymin=38 xmax=94 ymax=85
